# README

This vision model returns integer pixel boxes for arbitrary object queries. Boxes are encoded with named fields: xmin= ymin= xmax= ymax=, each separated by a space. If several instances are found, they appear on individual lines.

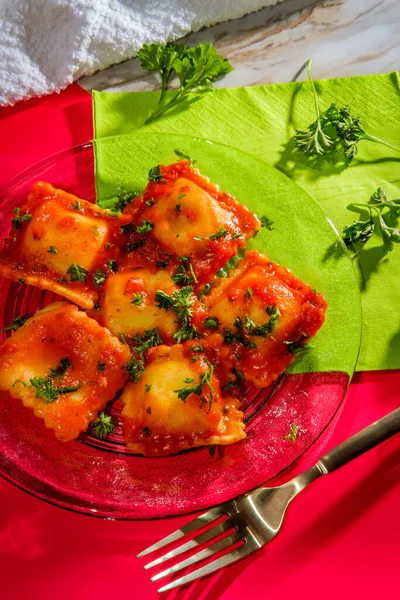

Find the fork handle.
xmin=316 ymin=408 xmax=400 ymax=474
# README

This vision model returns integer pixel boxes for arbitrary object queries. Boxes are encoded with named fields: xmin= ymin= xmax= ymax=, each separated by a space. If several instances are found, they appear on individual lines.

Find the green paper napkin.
xmin=92 ymin=71 xmax=400 ymax=372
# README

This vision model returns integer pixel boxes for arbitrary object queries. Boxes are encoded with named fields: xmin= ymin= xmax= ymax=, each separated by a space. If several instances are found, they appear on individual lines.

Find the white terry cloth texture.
xmin=0 ymin=0 xmax=284 ymax=106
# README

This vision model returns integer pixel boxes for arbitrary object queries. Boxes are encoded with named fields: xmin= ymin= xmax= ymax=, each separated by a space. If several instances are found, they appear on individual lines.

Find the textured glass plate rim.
xmin=0 ymin=139 xmax=362 ymax=520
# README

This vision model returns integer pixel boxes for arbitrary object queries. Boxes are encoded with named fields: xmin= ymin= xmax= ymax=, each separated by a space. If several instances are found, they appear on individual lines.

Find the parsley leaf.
xmin=194 ymin=227 xmax=229 ymax=241
xmin=47 ymin=245 xmax=57 ymax=254
xmin=126 ymin=328 xmax=163 ymax=383
xmin=70 ymin=200 xmax=82 ymax=211
xmin=148 ymin=165 xmax=165 ymax=183
xmin=343 ymin=187 xmax=400 ymax=252
xmin=171 ymin=257 xmax=197 ymax=285
xmin=91 ymin=411 xmax=115 ymax=439
xmin=174 ymin=148 xmax=196 ymax=165
xmin=136 ymin=220 xmax=154 ymax=235
xmin=260 ymin=216 xmax=274 ymax=230
xmin=138 ymin=42 xmax=233 ymax=125
xmin=13 ymin=358 xmax=80 ymax=404
xmin=67 ymin=264 xmax=89 ymax=283
xmin=11 ymin=207 xmax=32 ymax=230
xmin=107 ymin=259 xmax=118 ymax=272
xmin=131 ymin=293 xmax=144 ymax=306
xmin=284 ymin=422 xmax=298 ymax=442
xmin=93 ymin=269 xmax=107 ymax=287
xmin=204 ymin=316 xmax=219 ymax=330
xmin=174 ymin=358 xmax=215 ymax=411
xmin=97 ymin=362 xmax=106 ymax=372
xmin=1 ymin=312 xmax=30 ymax=332
xmin=155 ymin=286 xmax=199 ymax=343
xmin=114 ymin=188 xmax=139 ymax=212
xmin=295 ymin=59 xmax=400 ymax=163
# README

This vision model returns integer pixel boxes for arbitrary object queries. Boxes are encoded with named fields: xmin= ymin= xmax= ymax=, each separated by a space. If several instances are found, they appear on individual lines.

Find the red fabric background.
xmin=0 ymin=86 xmax=398 ymax=599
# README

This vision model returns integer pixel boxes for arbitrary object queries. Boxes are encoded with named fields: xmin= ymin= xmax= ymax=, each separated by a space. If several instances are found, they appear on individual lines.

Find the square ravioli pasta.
xmin=121 ymin=343 xmax=245 ymax=456
xmin=200 ymin=250 xmax=327 ymax=388
xmin=119 ymin=160 xmax=261 ymax=284
xmin=0 ymin=182 xmax=132 ymax=309
xmin=0 ymin=302 xmax=131 ymax=441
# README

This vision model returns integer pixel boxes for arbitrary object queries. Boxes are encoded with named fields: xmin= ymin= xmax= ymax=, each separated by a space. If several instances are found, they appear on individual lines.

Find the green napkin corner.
xmin=92 ymin=71 xmax=400 ymax=372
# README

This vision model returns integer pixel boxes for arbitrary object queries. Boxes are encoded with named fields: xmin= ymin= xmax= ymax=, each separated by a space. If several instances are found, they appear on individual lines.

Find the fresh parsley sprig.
xmin=138 ymin=42 xmax=233 ymax=125
xmin=295 ymin=58 xmax=400 ymax=164
xmin=343 ymin=187 xmax=400 ymax=251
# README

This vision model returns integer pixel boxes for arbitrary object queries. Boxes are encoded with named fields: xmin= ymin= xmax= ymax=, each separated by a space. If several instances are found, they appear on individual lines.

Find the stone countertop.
xmin=80 ymin=0 xmax=399 ymax=94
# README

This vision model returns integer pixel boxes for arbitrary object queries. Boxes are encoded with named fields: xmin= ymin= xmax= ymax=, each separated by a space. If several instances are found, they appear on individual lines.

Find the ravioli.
xmin=120 ymin=161 xmax=260 ymax=283
xmin=99 ymin=267 xmax=180 ymax=342
xmin=0 ymin=182 xmax=132 ymax=309
xmin=0 ymin=302 xmax=131 ymax=441
xmin=121 ymin=344 xmax=245 ymax=456
xmin=201 ymin=250 xmax=327 ymax=388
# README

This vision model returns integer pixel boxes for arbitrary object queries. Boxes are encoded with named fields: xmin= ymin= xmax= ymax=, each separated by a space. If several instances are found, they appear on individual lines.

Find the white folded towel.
xmin=0 ymin=0 xmax=283 ymax=106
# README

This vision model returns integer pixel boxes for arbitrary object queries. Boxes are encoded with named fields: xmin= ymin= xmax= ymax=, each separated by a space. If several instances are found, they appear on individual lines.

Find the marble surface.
xmin=80 ymin=0 xmax=400 ymax=94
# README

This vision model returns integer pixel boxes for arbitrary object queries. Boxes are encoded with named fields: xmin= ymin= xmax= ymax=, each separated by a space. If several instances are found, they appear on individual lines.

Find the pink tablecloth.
xmin=0 ymin=87 xmax=399 ymax=599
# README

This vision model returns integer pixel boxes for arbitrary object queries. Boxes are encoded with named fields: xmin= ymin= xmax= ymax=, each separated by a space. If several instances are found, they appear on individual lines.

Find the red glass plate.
xmin=0 ymin=139 xmax=361 ymax=519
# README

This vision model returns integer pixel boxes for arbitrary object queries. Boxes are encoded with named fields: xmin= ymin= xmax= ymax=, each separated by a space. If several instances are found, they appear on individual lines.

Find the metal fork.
xmin=138 ymin=408 xmax=400 ymax=593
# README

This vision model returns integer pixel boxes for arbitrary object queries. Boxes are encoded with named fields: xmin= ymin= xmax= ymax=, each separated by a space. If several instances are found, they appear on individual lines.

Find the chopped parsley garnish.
xmin=144 ymin=383 xmax=151 ymax=392
xmin=136 ymin=220 xmax=154 ymax=235
xmin=171 ymin=256 xmax=198 ymax=285
xmin=13 ymin=357 xmax=80 ymax=404
xmin=49 ymin=357 xmax=70 ymax=378
xmin=47 ymin=246 xmax=57 ymax=254
xmin=191 ymin=345 xmax=204 ymax=353
xmin=244 ymin=287 xmax=253 ymax=298
xmin=70 ymin=200 xmax=82 ymax=210
xmin=174 ymin=358 xmax=215 ymax=411
xmin=114 ymin=189 xmax=139 ymax=212
xmin=131 ymin=293 xmax=144 ymax=306
xmin=155 ymin=286 xmax=199 ymax=343
xmin=204 ymin=316 xmax=219 ymax=330
xmin=127 ymin=239 xmax=146 ymax=252
xmin=284 ymin=422 xmax=298 ymax=442
xmin=175 ymin=203 xmax=182 ymax=213
xmin=91 ymin=411 xmax=115 ymax=439
xmin=145 ymin=199 xmax=154 ymax=207
xmin=96 ymin=362 xmax=106 ymax=372
xmin=178 ymin=193 xmax=186 ymax=200
xmin=148 ymin=165 xmax=165 ymax=182
xmin=120 ymin=223 xmax=135 ymax=235
xmin=260 ymin=216 xmax=274 ymax=230
xmin=126 ymin=328 xmax=163 ymax=383
xmin=11 ymin=207 xmax=32 ymax=230
xmin=126 ymin=358 xmax=145 ymax=383
xmin=66 ymin=264 xmax=89 ymax=283
xmin=107 ymin=259 xmax=118 ymax=272
xmin=284 ymin=333 xmax=310 ymax=355
xmin=93 ymin=269 xmax=107 ymax=287
xmin=174 ymin=148 xmax=196 ymax=164
xmin=1 ymin=312 xmax=30 ymax=332
xmin=194 ymin=227 xmax=229 ymax=241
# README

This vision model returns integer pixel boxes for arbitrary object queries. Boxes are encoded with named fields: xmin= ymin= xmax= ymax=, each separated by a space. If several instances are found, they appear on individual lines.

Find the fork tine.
xmin=151 ymin=531 xmax=242 ymax=582
xmin=144 ymin=518 xmax=233 ymax=570
xmin=157 ymin=537 xmax=257 ymax=593
xmin=137 ymin=506 xmax=225 ymax=558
